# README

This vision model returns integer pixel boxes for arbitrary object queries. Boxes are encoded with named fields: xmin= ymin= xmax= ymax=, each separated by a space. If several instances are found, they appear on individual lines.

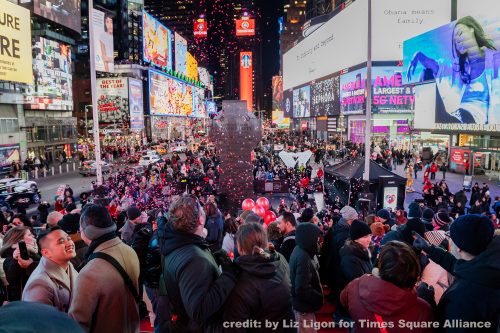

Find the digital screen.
xmin=372 ymin=66 xmax=415 ymax=113
xmin=0 ymin=145 xmax=20 ymax=175
xmin=235 ymin=18 xmax=255 ymax=36
xmin=33 ymin=0 xmax=81 ymax=32
xmin=193 ymin=20 xmax=207 ymax=38
xmin=272 ymin=76 xmax=283 ymax=110
xmin=186 ymin=52 xmax=199 ymax=81
xmin=283 ymin=90 xmax=293 ymax=117
xmin=192 ymin=87 xmax=207 ymax=118
xmin=149 ymin=69 xmax=193 ymax=116
xmin=206 ymin=101 xmax=217 ymax=117
xmin=198 ymin=67 xmax=210 ymax=87
xmin=143 ymin=11 xmax=172 ymax=69
xmin=293 ymin=85 xmax=311 ymax=118
xmin=174 ymin=32 xmax=187 ymax=76
xmin=340 ymin=67 xmax=367 ymax=115
xmin=25 ymin=37 xmax=73 ymax=110
xmin=96 ymin=78 xmax=129 ymax=126
xmin=92 ymin=9 xmax=114 ymax=73
xmin=129 ymin=78 xmax=144 ymax=131
xmin=311 ymin=74 xmax=340 ymax=116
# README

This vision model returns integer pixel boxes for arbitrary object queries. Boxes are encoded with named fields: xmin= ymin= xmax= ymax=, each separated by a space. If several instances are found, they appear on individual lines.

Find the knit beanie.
xmin=408 ymin=202 xmax=422 ymax=219
xmin=422 ymin=208 xmax=434 ymax=222
xmin=80 ymin=204 xmax=117 ymax=241
xmin=58 ymin=213 xmax=81 ymax=235
xmin=450 ymin=214 xmax=494 ymax=255
xmin=433 ymin=212 xmax=451 ymax=228
xmin=376 ymin=209 xmax=390 ymax=221
xmin=300 ymin=208 xmax=314 ymax=223
xmin=350 ymin=220 xmax=371 ymax=240
xmin=126 ymin=206 xmax=142 ymax=221
xmin=400 ymin=218 xmax=426 ymax=245
xmin=340 ymin=206 xmax=358 ymax=221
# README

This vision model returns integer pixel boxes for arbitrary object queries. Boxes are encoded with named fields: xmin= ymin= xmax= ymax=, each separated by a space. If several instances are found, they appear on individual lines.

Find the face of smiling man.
xmin=39 ymin=229 xmax=76 ymax=269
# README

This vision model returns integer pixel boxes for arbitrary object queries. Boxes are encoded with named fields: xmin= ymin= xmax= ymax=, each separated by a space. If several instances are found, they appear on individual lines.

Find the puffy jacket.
xmin=339 ymin=241 xmax=373 ymax=292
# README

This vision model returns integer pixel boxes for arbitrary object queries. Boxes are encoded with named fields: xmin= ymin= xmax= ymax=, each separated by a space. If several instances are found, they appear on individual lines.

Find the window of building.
xmin=0 ymin=119 xmax=19 ymax=133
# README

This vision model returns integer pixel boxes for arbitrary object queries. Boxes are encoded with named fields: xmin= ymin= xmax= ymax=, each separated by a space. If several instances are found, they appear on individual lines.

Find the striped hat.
xmin=433 ymin=212 xmax=450 ymax=228
xmin=424 ymin=230 xmax=448 ymax=247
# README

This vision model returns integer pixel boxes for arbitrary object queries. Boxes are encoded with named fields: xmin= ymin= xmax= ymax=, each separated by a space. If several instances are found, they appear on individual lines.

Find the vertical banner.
xmin=128 ymin=78 xmax=144 ymax=131
xmin=92 ymin=9 xmax=114 ymax=73
xmin=193 ymin=20 xmax=208 ymax=38
xmin=239 ymin=51 xmax=253 ymax=111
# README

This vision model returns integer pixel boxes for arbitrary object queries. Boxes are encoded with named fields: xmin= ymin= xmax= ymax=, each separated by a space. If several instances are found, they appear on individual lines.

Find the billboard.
xmin=0 ymin=0 xmax=32 ymax=84
xmin=174 ymin=32 xmax=187 ymax=75
xmin=149 ymin=70 xmax=194 ymax=116
xmin=283 ymin=0 xmax=368 ymax=90
xmin=283 ymin=89 xmax=293 ymax=117
xmin=96 ymin=78 xmax=129 ymax=125
xmin=272 ymin=110 xmax=290 ymax=129
xmin=239 ymin=51 xmax=253 ymax=111
xmin=293 ymin=85 xmax=311 ymax=118
xmin=0 ymin=145 xmax=20 ymax=175
xmin=383 ymin=187 xmax=398 ymax=210
xmin=413 ymin=83 xmax=437 ymax=130
xmin=25 ymin=37 xmax=72 ymax=110
xmin=372 ymin=67 xmax=415 ymax=113
xmin=143 ymin=11 xmax=172 ymax=69
xmin=33 ymin=0 xmax=81 ymax=33
xmin=92 ymin=9 xmax=114 ymax=73
xmin=128 ymin=78 xmax=144 ymax=131
xmin=193 ymin=88 xmax=207 ymax=118
xmin=198 ymin=67 xmax=210 ymax=87
xmin=194 ymin=20 xmax=208 ymax=38
xmin=186 ymin=52 xmax=199 ymax=81
xmin=206 ymin=101 xmax=217 ymax=117
xmin=311 ymin=75 xmax=340 ymax=116
xmin=272 ymin=76 xmax=283 ymax=110
xmin=340 ymin=67 xmax=367 ymax=115
xmin=236 ymin=18 xmax=255 ymax=36
xmin=403 ymin=14 xmax=500 ymax=130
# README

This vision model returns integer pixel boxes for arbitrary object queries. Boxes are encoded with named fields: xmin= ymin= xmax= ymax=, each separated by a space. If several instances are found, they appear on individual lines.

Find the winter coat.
xmin=69 ymin=238 xmax=140 ymax=333
xmin=223 ymin=251 xmax=295 ymax=332
xmin=159 ymin=221 xmax=237 ymax=333
xmin=339 ymin=241 xmax=373 ymax=292
xmin=340 ymin=275 xmax=433 ymax=333
xmin=289 ymin=223 xmax=323 ymax=313
xmin=327 ymin=218 xmax=350 ymax=292
xmin=278 ymin=230 xmax=296 ymax=262
xmin=143 ymin=229 xmax=161 ymax=290
xmin=428 ymin=236 xmax=500 ymax=333
xmin=2 ymin=248 xmax=39 ymax=301
xmin=22 ymin=257 xmax=78 ymax=313
xmin=128 ymin=222 xmax=153 ymax=278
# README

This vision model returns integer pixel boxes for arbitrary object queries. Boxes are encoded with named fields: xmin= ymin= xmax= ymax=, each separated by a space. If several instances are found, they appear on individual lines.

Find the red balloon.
xmin=263 ymin=210 xmax=277 ymax=225
xmin=242 ymin=198 xmax=255 ymax=211
xmin=252 ymin=205 xmax=266 ymax=218
xmin=256 ymin=197 xmax=270 ymax=211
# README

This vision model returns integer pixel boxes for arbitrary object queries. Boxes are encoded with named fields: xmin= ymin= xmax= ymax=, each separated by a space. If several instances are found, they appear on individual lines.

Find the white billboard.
xmin=92 ymin=9 xmax=114 ymax=73
xmin=282 ymin=0 xmax=368 ymax=90
xmin=457 ymin=0 xmax=500 ymax=19
xmin=413 ymin=83 xmax=437 ymax=130
xmin=372 ymin=0 xmax=451 ymax=61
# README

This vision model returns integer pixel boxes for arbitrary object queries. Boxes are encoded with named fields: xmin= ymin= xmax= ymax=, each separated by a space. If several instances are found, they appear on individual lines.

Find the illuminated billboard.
xmin=129 ymin=78 xmax=144 ymax=131
xmin=192 ymin=87 xmax=207 ymax=118
xmin=186 ymin=52 xmax=199 ymax=81
xmin=239 ymin=51 xmax=253 ymax=111
xmin=198 ymin=67 xmax=210 ymax=87
xmin=293 ymin=85 xmax=311 ymax=118
xmin=272 ymin=76 xmax=283 ymax=110
xmin=311 ymin=75 xmax=340 ymax=116
xmin=194 ymin=20 xmax=207 ymax=38
xmin=143 ymin=11 xmax=172 ymax=69
xmin=340 ymin=67 xmax=366 ymax=115
xmin=174 ymin=32 xmax=187 ymax=76
xmin=96 ymin=78 xmax=129 ymax=126
xmin=92 ymin=9 xmax=114 ymax=73
xmin=272 ymin=110 xmax=290 ymax=129
xmin=33 ymin=0 xmax=81 ymax=33
xmin=149 ymin=70 xmax=194 ymax=116
xmin=236 ymin=18 xmax=255 ymax=36
xmin=206 ymin=101 xmax=217 ymax=117
xmin=372 ymin=67 xmax=414 ymax=113
xmin=25 ymin=37 xmax=72 ymax=110
xmin=283 ymin=89 xmax=293 ymax=117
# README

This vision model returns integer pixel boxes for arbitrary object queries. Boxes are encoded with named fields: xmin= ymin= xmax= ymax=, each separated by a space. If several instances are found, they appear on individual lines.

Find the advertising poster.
xmin=272 ymin=110 xmax=290 ymax=129
xmin=349 ymin=120 xmax=366 ymax=143
xmin=283 ymin=89 xmax=294 ymax=117
xmin=206 ymin=101 xmax=217 ymax=117
xmin=383 ymin=187 xmax=398 ymax=210
xmin=0 ymin=0 xmax=32 ymax=84
xmin=92 ymin=9 xmax=114 ymax=73
xmin=198 ymin=67 xmax=210 ymax=87
xmin=128 ymin=78 xmax=144 ymax=131
xmin=186 ymin=52 xmax=199 ymax=81
xmin=149 ymin=70 xmax=193 ymax=116
xmin=240 ymin=51 xmax=253 ymax=111
xmin=143 ymin=11 xmax=172 ymax=69
xmin=293 ymin=85 xmax=311 ymax=118
xmin=272 ymin=76 xmax=283 ymax=110
xmin=151 ymin=116 xmax=169 ymax=140
xmin=0 ymin=145 xmax=20 ymax=175
xmin=235 ymin=18 xmax=255 ymax=36
xmin=403 ymin=13 xmax=500 ymax=130
xmin=192 ymin=87 xmax=207 ymax=118
xmin=340 ymin=67 xmax=367 ymax=115
xmin=372 ymin=67 xmax=415 ymax=113
xmin=33 ymin=0 xmax=81 ymax=32
xmin=193 ymin=20 xmax=207 ymax=38
xmin=25 ymin=37 xmax=72 ymax=110
xmin=311 ymin=75 xmax=340 ymax=116
xmin=174 ymin=32 xmax=187 ymax=75
xmin=96 ymin=78 xmax=129 ymax=125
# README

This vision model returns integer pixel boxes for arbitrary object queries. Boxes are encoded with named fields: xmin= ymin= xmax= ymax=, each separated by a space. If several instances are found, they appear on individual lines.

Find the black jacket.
xmin=329 ymin=219 xmax=351 ymax=292
xmin=129 ymin=222 xmax=153 ymax=277
xmin=289 ymin=223 xmax=323 ymax=313
xmin=143 ymin=229 xmax=161 ymax=289
xmin=339 ymin=241 xmax=373 ymax=291
xmin=429 ymin=236 xmax=500 ymax=333
xmin=278 ymin=231 xmax=296 ymax=262
xmin=1 ymin=248 xmax=39 ymax=301
xmin=159 ymin=221 xmax=237 ymax=333
xmin=223 ymin=251 xmax=295 ymax=332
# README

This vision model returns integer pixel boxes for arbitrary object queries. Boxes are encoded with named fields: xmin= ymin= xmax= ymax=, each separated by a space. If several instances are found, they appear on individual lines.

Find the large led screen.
xmin=149 ymin=70 xmax=193 ymax=116
xmin=33 ymin=0 xmax=81 ymax=33
xmin=372 ymin=67 xmax=415 ymax=113
xmin=192 ymin=87 xmax=207 ymax=118
xmin=25 ymin=37 xmax=72 ymax=110
xmin=96 ymin=78 xmax=129 ymax=125
xmin=293 ymin=85 xmax=311 ymax=118
xmin=311 ymin=75 xmax=340 ymax=116
xmin=340 ymin=67 xmax=366 ymax=115
xmin=283 ymin=89 xmax=293 ymax=117
xmin=92 ymin=9 xmax=114 ymax=73
xmin=272 ymin=76 xmax=283 ymax=110
xmin=129 ymin=78 xmax=144 ymax=131
xmin=175 ymin=32 xmax=187 ymax=75
xmin=206 ymin=101 xmax=216 ymax=117
xmin=143 ymin=11 xmax=172 ymax=69
xmin=186 ymin=52 xmax=199 ymax=81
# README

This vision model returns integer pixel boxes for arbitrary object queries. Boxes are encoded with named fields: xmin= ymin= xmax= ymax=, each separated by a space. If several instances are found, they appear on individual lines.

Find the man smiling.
xmin=22 ymin=226 xmax=78 ymax=313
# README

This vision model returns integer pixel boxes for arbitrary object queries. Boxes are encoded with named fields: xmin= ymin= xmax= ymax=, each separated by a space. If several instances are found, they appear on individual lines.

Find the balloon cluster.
xmin=241 ymin=197 xmax=277 ymax=226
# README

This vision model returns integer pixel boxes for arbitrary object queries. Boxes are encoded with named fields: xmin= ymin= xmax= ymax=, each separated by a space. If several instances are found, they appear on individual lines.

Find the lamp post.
xmin=363 ymin=0 xmax=372 ymax=182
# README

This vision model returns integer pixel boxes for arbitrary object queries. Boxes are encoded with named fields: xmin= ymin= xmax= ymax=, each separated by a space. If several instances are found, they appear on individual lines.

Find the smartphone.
xmin=18 ymin=241 xmax=29 ymax=260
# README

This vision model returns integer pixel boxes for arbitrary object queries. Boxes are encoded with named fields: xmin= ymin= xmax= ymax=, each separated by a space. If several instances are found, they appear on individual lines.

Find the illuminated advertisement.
xmin=92 ymin=9 xmax=114 ymax=73
xmin=33 ymin=0 xmax=81 ymax=33
xmin=143 ymin=11 xmax=172 ymax=69
xmin=128 ymin=78 xmax=144 ymax=131
xmin=283 ymin=89 xmax=293 ymax=117
xmin=372 ymin=67 xmax=415 ymax=113
xmin=383 ymin=187 xmax=398 ymax=210
xmin=186 ymin=52 xmax=199 ymax=81
xmin=349 ymin=120 xmax=366 ymax=143
xmin=311 ymin=75 xmax=340 ymax=116
xmin=174 ymin=32 xmax=187 ymax=76
xmin=193 ymin=20 xmax=207 ymax=38
xmin=293 ymin=85 xmax=311 ymax=118
xmin=149 ymin=70 xmax=193 ymax=116
xmin=206 ymin=101 xmax=217 ymax=117
xmin=96 ymin=78 xmax=129 ymax=125
xmin=0 ymin=0 xmax=32 ymax=84
xmin=240 ymin=51 xmax=253 ymax=111
xmin=272 ymin=110 xmax=290 ymax=129
xmin=192 ymin=87 xmax=207 ymax=118
xmin=236 ymin=18 xmax=255 ymax=36
xmin=198 ymin=67 xmax=210 ymax=87
xmin=403 ymin=13 xmax=500 ymax=130
xmin=272 ymin=76 xmax=283 ymax=110
xmin=0 ymin=145 xmax=20 ymax=175
xmin=25 ymin=37 xmax=72 ymax=110
xmin=340 ymin=67 xmax=367 ymax=115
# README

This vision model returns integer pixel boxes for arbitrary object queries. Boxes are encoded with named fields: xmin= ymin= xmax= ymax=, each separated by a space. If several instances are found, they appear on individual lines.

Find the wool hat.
xmin=450 ymin=214 xmax=494 ymax=255
xmin=58 ymin=213 xmax=81 ymax=235
xmin=376 ymin=209 xmax=390 ymax=221
xmin=340 ymin=206 xmax=358 ymax=221
xmin=370 ymin=222 xmax=389 ymax=237
xmin=433 ymin=212 xmax=451 ymax=228
xmin=300 ymin=208 xmax=315 ymax=223
xmin=80 ymin=204 xmax=117 ymax=241
xmin=126 ymin=206 xmax=142 ymax=221
xmin=350 ymin=220 xmax=371 ymax=240
xmin=422 ymin=208 xmax=434 ymax=222
xmin=400 ymin=218 xmax=426 ymax=245
xmin=408 ymin=202 xmax=422 ymax=219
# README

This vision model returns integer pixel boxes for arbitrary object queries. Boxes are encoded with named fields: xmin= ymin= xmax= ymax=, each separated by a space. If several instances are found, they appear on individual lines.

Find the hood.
xmin=235 ymin=251 xmax=282 ymax=278
xmin=295 ymin=222 xmax=320 ymax=255
xmin=158 ymin=219 xmax=208 ymax=256
xmin=358 ymin=275 xmax=419 ymax=316
xmin=339 ymin=241 xmax=370 ymax=261
xmin=454 ymin=236 xmax=500 ymax=289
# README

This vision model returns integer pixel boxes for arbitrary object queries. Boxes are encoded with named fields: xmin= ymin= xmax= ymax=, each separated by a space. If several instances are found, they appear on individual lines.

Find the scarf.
xmin=84 ymin=232 xmax=117 ymax=261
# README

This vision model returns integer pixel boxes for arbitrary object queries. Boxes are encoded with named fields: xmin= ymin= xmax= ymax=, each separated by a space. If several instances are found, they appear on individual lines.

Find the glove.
xmin=212 ymin=249 xmax=232 ymax=266
xmin=412 ymin=231 xmax=431 ymax=253
xmin=416 ymin=282 xmax=436 ymax=308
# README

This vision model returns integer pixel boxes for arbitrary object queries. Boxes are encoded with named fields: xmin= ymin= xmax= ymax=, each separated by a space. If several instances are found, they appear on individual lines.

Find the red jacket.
xmin=341 ymin=275 xmax=433 ymax=333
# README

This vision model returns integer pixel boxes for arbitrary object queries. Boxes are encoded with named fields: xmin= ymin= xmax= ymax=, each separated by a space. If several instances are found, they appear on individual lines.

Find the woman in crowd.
xmin=222 ymin=217 xmax=239 ymax=254
xmin=204 ymin=202 xmax=224 ymax=252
